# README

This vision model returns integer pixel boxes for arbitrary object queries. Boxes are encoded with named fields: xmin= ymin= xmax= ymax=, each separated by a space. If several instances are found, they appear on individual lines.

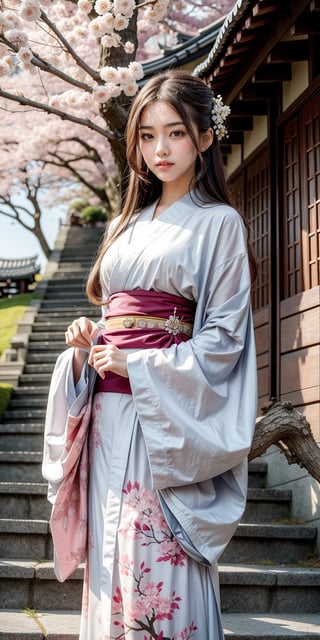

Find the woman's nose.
xmin=156 ymin=138 xmax=169 ymax=156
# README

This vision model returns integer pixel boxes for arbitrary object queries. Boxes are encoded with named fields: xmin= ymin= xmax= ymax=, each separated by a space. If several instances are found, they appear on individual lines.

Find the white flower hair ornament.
xmin=211 ymin=94 xmax=231 ymax=141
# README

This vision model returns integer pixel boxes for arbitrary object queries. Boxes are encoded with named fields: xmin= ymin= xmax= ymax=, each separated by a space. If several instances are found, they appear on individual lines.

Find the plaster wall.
xmin=243 ymin=116 xmax=267 ymax=161
xmin=283 ymin=61 xmax=309 ymax=111
xmin=225 ymin=144 xmax=241 ymax=178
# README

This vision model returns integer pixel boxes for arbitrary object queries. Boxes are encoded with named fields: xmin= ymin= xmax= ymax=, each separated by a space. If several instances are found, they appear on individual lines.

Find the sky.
xmin=0 ymin=204 xmax=68 ymax=273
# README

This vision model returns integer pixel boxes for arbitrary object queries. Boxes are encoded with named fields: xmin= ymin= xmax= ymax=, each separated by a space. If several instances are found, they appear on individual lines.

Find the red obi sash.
xmin=95 ymin=289 xmax=196 ymax=394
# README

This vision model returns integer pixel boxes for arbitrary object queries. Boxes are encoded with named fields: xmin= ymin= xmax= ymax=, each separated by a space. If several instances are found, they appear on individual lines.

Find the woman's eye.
xmin=140 ymin=133 xmax=153 ymax=140
xmin=170 ymin=129 xmax=185 ymax=137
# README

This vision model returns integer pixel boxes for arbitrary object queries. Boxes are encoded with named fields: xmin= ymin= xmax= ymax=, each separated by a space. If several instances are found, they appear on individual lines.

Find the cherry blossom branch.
xmin=39 ymin=9 xmax=100 ymax=84
xmin=0 ymin=32 xmax=95 ymax=94
xmin=0 ymin=88 xmax=117 ymax=140
xmin=45 ymin=151 xmax=111 ymax=206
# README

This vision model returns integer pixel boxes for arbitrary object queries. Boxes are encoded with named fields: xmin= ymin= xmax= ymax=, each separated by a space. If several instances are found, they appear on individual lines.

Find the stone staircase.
xmin=0 ymin=226 xmax=319 ymax=638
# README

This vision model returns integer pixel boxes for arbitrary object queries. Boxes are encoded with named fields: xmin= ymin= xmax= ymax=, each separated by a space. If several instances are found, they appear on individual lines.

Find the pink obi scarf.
xmin=95 ymin=289 xmax=196 ymax=394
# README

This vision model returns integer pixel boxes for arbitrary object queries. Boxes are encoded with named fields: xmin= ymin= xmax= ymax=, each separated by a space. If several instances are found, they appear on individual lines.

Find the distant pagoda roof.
xmin=0 ymin=255 xmax=40 ymax=280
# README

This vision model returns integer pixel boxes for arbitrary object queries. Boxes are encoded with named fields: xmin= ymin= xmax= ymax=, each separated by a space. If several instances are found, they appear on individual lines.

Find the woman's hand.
xmin=65 ymin=317 xmax=100 ymax=350
xmin=88 ymin=343 xmax=128 ymax=379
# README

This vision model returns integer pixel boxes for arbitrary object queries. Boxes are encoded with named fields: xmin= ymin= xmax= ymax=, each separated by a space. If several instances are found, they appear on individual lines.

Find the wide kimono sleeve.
xmin=42 ymin=347 xmax=96 ymax=504
xmin=126 ymin=206 xmax=258 ymax=565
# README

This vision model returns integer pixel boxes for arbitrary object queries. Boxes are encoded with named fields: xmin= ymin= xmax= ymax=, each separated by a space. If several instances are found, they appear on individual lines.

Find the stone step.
xmin=220 ymin=523 xmax=317 ymax=565
xmin=23 ymin=364 xmax=56 ymax=376
xmin=246 ymin=461 xmax=268 ymax=488
xmin=0 ymin=479 xmax=290 ymax=522
xmin=42 ymin=292 xmax=87 ymax=301
xmin=35 ymin=308 xmax=98 ymax=319
xmin=45 ymin=281 xmax=85 ymax=289
xmin=0 ymin=456 xmax=269 ymax=487
xmin=1 ymin=408 xmax=45 ymax=422
xmin=0 ymin=482 xmax=50 ymax=519
xmin=31 ymin=322 xmax=80 ymax=332
xmin=0 ymin=452 xmax=43 ymax=482
xmin=26 ymin=353 xmax=63 ymax=364
xmin=0 ymin=611 xmax=320 ymax=640
xmin=242 ymin=488 xmax=292 ymax=523
xmin=12 ymin=387 xmax=49 ymax=396
xmin=47 ymin=276 xmax=86 ymax=284
xmin=0 ymin=519 xmax=52 ymax=561
xmin=39 ymin=300 xmax=96 ymax=309
xmin=0 ymin=423 xmax=44 ymax=451
xmin=8 ymin=396 xmax=48 ymax=408
xmin=0 ymin=518 xmax=316 ymax=565
xmin=28 ymin=332 xmax=67 ymax=342
xmin=1 ymin=561 xmax=319 ymax=614
xmin=26 ymin=344 xmax=66 ymax=354
xmin=220 ymin=563 xmax=320 ymax=614
xmin=19 ymin=373 xmax=54 ymax=386
xmin=0 ymin=612 xmax=319 ymax=640
xmin=42 ymin=298 xmax=87 ymax=308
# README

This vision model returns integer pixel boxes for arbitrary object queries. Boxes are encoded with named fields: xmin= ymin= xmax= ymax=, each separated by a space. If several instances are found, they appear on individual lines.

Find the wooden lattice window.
xmin=282 ymin=93 xmax=320 ymax=298
xmin=302 ymin=101 xmax=320 ymax=289
xmin=283 ymin=116 xmax=302 ymax=298
xmin=247 ymin=152 xmax=270 ymax=311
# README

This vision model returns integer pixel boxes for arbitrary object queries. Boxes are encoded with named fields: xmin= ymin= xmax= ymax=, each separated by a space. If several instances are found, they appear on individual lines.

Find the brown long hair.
xmin=86 ymin=69 xmax=257 ymax=305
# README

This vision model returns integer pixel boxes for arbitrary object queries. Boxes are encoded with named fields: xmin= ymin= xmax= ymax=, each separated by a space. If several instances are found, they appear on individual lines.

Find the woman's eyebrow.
xmin=139 ymin=121 xmax=185 ymax=130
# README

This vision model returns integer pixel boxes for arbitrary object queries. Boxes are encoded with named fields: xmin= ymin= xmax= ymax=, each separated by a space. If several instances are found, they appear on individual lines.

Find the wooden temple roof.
xmin=0 ymin=256 xmax=40 ymax=280
xmin=193 ymin=0 xmax=320 ymax=151
xmin=142 ymin=17 xmax=225 ymax=81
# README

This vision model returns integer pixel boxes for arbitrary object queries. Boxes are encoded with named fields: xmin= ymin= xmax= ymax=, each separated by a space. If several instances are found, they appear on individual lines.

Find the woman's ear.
xmin=199 ymin=128 xmax=214 ymax=152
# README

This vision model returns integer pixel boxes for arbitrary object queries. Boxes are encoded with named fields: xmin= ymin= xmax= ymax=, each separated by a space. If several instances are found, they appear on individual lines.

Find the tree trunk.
xmin=250 ymin=401 xmax=320 ymax=483
xmin=99 ymin=9 xmax=139 ymax=181
xmin=33 ymin=226 xmax=52 ymax=258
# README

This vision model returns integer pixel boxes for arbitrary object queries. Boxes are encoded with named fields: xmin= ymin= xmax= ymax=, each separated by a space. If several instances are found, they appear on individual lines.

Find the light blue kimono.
xmin=43 ymin=191 xmax=257 ymax=640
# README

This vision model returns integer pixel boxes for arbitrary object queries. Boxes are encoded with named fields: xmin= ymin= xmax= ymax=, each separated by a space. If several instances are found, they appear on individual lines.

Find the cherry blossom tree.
xmin=0 ymin=0 xmax=234 ymax=255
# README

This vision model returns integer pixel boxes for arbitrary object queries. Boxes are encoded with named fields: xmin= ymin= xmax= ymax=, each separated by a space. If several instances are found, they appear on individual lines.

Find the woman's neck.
xmin=153 ymin=184 xmax=191 ymax=218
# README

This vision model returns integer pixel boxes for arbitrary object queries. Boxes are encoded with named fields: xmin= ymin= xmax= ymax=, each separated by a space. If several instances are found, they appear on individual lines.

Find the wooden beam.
xmin=225 ymin=132 xmax=244 ymax=145
xmin=230 ymin=100 xmax=269 ymax=116
xmin=228 ymin=115 xmax=254 ymax=131
xmin=220 ymin=0 xmax=311 ymax=103
xmin=267 ymin=39 xmax=309 ymax=62
xmin=239 ymin=83 xmax=282 ymax=100
xmin=252 ymin=62 xmax=292 ymax=82
xmin=291 ymin=13 xmax=320 ymax=34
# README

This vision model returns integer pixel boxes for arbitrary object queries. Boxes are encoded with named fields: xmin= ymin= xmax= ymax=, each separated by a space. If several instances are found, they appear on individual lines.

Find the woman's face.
xmin=138 ymin=100 xmax=200 ymax=191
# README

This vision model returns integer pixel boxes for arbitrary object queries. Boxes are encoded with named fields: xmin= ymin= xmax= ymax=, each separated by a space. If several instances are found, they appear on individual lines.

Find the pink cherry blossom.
xmin=99 ymin=65 xmax=119 ymax=84
xmin=123 ymin=81 xmax=138 ymax=97
xmin=101 ymin=33 xmax=121 ymax=48
xmin=114 ymin=0 xmax=135 ymax=18
xmin=16 ymin=46 xmax=33 ymax=63
xmin=5 ymin=29 xmax=29 ymax=48
xmin=20 ymin=0 xmax=41 ymax=22
xmin=94 ymin=0 xmax=112 ymax=15
xmin=128 ymin=60 xmax=144 ymax=80
xmin=124 ymin=40 xmax=134 ymax=54
xmin=114 ymin=14 xmax=129 ymax=31
xmin=0 ymin=59 xmax=11 ymax=76
xmin=77 ymin=0 xmax=92 ymax=13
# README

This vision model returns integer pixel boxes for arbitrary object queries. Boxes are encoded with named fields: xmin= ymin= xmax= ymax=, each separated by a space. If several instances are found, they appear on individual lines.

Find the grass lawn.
xmin=0 ymin=292 xmax=36 ymax=417
xmin=0 ymin=293 xmax=35 ymax=356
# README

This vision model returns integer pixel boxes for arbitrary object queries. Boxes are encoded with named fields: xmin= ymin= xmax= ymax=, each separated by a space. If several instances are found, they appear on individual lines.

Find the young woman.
xmin=43 ymin=69 xmax=257 ymax=640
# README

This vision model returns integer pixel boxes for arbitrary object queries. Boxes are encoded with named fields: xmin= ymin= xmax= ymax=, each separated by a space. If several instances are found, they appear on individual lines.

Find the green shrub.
xmin=69 ymin=199 xmax=88 ymax=212
xmin=80 ymin=205 xmax=107 ymax=225
xmin=0 ymin=383 xmax=13 ymax=419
